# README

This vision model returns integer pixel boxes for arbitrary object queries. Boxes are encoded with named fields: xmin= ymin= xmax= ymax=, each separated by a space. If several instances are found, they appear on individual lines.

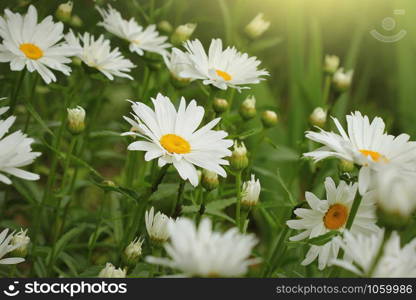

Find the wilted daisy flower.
xmin=123 ymin=237 xmax=143 ymax=266
xmin=98 ymin=262 xmax=126 ymax=278
xmin=65 ymin=31 xmax=135 ymax=80
xmin=286 ymin=177 xmax=377 ymax=270
xmin=304 ymin=111 xmax=416 ymax=194
xmin=145 ymin=207 xmax=174 ymax=243
xmin=0 ymin=228 xmax=27 ymax=265
xmin=241 ymin=174 xmax=261 ymax=207
xmin=332 ymin=230 xmax=416 ymax=277
xmin=181 ymin=39 xmax=269 ymax=91
xmin=146 ymin=218 xmax=258 ymax=277
xmin=96 ymin=5 xmax=170 ymax=56
xmin=123 ymin=93 xmax=233 ymax=186
xmin=245 ymin=13 xmax=270 ymax=39
xmin=0 ymin=106 xmax=41 ymax=185
xmin=0 ymin=5 xmax=79 ymax=84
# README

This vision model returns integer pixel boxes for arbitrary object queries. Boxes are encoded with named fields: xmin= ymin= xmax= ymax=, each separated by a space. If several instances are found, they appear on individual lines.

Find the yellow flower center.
xmin=359 ymin=149 xmax=388 ymax=162
xmin=160 ymin=134 xmax=191 ymax=154
xmin=19 ymin=43 xmax=43 ymax=60
xmin=216 ymin=69 xmax=232 ymax=81
xmin=323 ymin=204 xmax=348 ymax=230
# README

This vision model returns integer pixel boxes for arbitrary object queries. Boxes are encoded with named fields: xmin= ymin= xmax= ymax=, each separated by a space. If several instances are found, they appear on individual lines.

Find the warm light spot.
xmin=160 ymin=134 xmax=191 ymax=154
xmin=359 ymin=149 xmax=388 ymax=162
xmin=323 ymin=204 xmax=348 ymax=230
xmin=19 ymin=43 xmax=43 ymax=60
xmin=216 ymin=69 xmax=232 ymax=81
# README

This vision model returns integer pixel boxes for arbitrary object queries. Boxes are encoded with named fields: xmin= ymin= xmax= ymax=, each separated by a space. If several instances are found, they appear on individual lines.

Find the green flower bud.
xmin=245 ymin=13 xmax=270 ymax=39
xmin=338 ymin=159 xmax=355 ymax=173
xmin=122 ymin=237 xmax=143 ymax=268
xmin=239 ymin=96 xmax=256 ymax=120
xmin=309 ymin=107 xmax=327 ymax=128
xmin=333 ymin=68 xmax=353 ymax=92
xmin=11 ymin=229 xmax=30 ymax=258
xmin=323 ymin=55 xmax=340 ymax=74
xmin=213 ymin=98 xmax=229 ymax=114
xmin=55 ymin=1 xmax=73 ymax=23
xmin=158 ymin=20 xmax=173 ymax=34
xmin=261 ymin=110 xmax=278 ymax=128
xmin=201 ymin=169 xmax=219 ymax=191
xmin=230 ymin=141 xmax=249 ymax=171
xmin=171 ymin=23 xmax=197 ymax=46
xmin=67 ymin=106 xmax=86 ymax=135
xmin=70 ymin=15 xmax=83 ymax=28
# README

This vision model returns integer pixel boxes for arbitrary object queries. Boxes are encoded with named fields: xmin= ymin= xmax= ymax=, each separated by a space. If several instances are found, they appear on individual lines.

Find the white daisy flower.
xmin=0 ymin=228 xmax=27 ymax=265
xmin=122 ymin=93 xmax=233 ymax=187
xmin=96 ymin=5 xmax=170 ymax=56
xmin=304 ymin=111 xmax=416 ymax=194
xmin=286 ymin=177 xmax=377 ymax=270
xmin=0 ymin=106 xmax=41 ymax=185
xmin=180 ymin=39 xmax=269 ymax=91
xmin=145 ymin=207 xmax=174 ymax=243
xmin=65 ymin=30 xmax=135 ymax=80
xmin=146 ymin=218 xmax=258 ymax=277
xmin=333 ymin=68 xmax=353 ymax=91
xmin=332 ymin=230 xmax=416 ymax=277
xmin=0 ymin=5 xmax=79 ymax=84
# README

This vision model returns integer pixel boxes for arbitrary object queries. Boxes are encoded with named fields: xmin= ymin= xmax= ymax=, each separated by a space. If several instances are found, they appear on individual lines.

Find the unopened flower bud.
xmin=11 ymin=229 xmax=30 ymax=257
xmin=338 ymin=159 xmax=355 ymax=173
xmin=230 ymin=141 xmax=249 ymax=171
xmin=98 ymin=262 xmax=126 ymax=278
xmin=123 ymin=237 xmax=143 ymax=267
xmin=70 ymin=15 xmax=83 ymax=28
xmin=241 ymin=174 xmax=261 ymax=207
xmin=201 ymin=169 xmax=219 ymax=191
xmin=158 ymin=20 xmax=173 ymax=34
xmin=245 ymin=13 xmax=270 ymax=39
xmin=309 ymin=107 xmax=327 ymax=128
xmin=171 ymin=23 xmax=197 ymax=45
xmin=261 ymin=110 xmax=278 ymax=128
xmin=213 ymin=98 xmax=229 ymax=114
xmin=145 ymin=207 xmax=174 ymax=244
xmin=323 ymin=55 xmax=340 ymax=74
xmin=239 ymin=96 xmax=256 ymax=120
xmin=333 ymin=68 xmax=353 ymax=92
xmin=56 ymin=1 xmax=73 ymax=23
xmin=67 ymin=106 xmax=85 ymax=135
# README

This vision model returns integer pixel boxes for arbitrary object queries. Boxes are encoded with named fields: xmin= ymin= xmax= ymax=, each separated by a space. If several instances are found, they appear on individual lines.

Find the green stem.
xmin=345 ymin=192 xmax=362 ymax=230
xmin=263 ymin=225 xmax=291 ymax=277
xmin=172 ymin=180 xmax=185 ymax=218
xmin=88 ymin=192 xmax=109 ymax=262
xmin=235 ymin=171 xmax=242 ymax=231
xmin=8 ymin=69 xmax=27 ymax=114
xmin=24 ymin=74 xmax=39 ymax=132
xmin=196 ymin=191 xmax=208 ymax=225
xmin=124 ymin=165 xmax=169 ymax=247
xmin=322 ymin=74 xmax=332 ymax=106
